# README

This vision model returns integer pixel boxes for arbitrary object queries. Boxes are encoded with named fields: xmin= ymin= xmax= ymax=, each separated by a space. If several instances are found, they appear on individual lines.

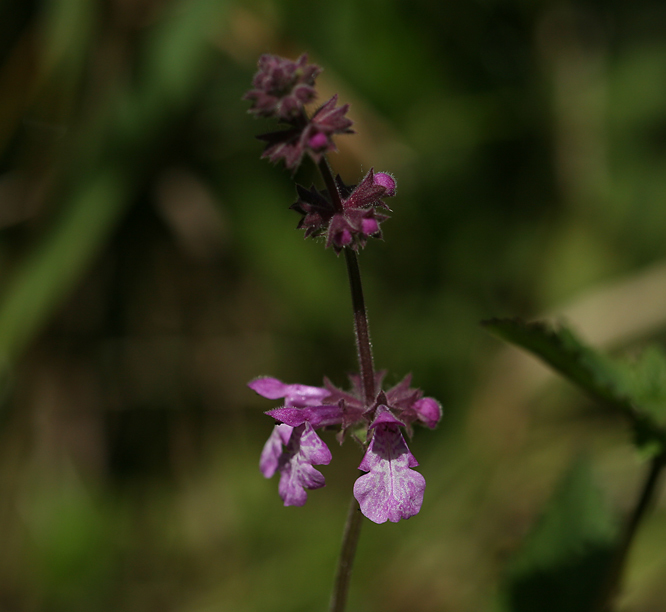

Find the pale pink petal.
xmin=353 ymin=424 xmax=425 ymax=524
xmin=277 ymin=423 xmax=332 ymax=506
xmin=248 ymin=377 xmax=329 ymax=406
xmin=259 ymin=424 xmax=293 ymax=478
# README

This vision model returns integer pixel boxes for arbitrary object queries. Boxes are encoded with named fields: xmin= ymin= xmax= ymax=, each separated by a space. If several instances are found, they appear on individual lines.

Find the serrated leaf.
xmin=482 ymin=318 xmax=666 ymax=454
xmin=501 ymin=456 xmax=619 ymax=612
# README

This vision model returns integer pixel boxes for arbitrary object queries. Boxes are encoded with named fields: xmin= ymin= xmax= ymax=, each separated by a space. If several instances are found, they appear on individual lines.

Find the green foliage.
xmin=501 ymin=456 xmax=618 ymax=612
xmin=483 ymin=318 xmax=666 ymax=456
xmin=483 ymin=318 xmax=626 ymax=405
xmin=22 ymin=476 xmax=120 ymax=610
xmin=618 ymin=347 xmax=666 ymax=457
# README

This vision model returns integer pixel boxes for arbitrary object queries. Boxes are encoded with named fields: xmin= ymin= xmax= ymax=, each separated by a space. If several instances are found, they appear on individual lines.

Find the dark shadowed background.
xmin=1 ymin=0 xmax=666 ymax=610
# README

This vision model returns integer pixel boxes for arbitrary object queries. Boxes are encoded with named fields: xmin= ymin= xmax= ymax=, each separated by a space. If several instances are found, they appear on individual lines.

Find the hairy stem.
xmin=316 ymin=155 xmax=374 ymax=612
xmin=344 ymin=248 xmax=375 ymax=405
xmin=316 ymin=157 xmax=375 ymax=404
xmin=329 ymin=497 xmax=364 ymax=612
xmin=595 ymin=454 xmax=666 ymax=612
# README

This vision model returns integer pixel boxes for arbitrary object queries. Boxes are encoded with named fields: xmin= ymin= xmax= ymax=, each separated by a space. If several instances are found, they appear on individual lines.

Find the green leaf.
xmin=501 ymin=456 xmax=619 ymax=612
xmin=482 ymin=318 xmax=666 ymax=455
xmin=617 ymin=346 xmax=666 ymax=457
xmin=482 ymin=318 xmax=628 ymax=406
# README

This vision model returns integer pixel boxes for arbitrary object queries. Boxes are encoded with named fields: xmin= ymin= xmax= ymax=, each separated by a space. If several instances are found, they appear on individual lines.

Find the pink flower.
xmin=353 ymin=406 xmax=426 ymax=524
xmin=249 ymin=373 xmax=441 ymax=521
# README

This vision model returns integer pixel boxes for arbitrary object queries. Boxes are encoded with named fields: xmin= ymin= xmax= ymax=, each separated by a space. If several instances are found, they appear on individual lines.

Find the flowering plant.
xmin=244 ymin=53 xmax=441 ymax=610
xmin=251 ymin=373 xmax=440 ymax=523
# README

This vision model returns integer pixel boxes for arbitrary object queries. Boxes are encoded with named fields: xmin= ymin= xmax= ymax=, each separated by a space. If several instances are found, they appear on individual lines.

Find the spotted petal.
xmin=353 ymin=418 xmax=425 ymax=524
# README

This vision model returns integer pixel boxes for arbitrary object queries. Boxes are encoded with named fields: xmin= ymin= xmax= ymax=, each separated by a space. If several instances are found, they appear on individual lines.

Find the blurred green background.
xmin=1 ymin=0 xmax=666 ymax=610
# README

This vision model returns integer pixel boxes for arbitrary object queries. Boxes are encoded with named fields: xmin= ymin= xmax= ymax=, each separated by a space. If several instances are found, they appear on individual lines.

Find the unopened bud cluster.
xmin=244 ymin=53 xmax=396 ymax=253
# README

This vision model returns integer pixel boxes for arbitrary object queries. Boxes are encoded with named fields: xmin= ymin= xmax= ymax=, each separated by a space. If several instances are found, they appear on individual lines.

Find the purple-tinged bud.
xmin=291 ymin=169 xmax=392 ymax=253
xmin=335 ymin=229 xmax=353 ymax=247
xmin=373 ymin=172 xmax=396 ymax=197
xmin=361 ymin=217 xmax=379 ymax=235
xmin=308 ymin=131 xmax=329 ymax=151
xmin=255 ymin=95 xmax=354 ymax=171
xmin=412 ymin=397 xmax=442 ymax=429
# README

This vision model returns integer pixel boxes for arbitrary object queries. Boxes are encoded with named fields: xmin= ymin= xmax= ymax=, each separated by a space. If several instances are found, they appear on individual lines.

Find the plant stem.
xmin=316 ymin=155 xmax=374 ymax=611
xmin=344 ymin=248 xmax=375 ymax=405
xmin=329 ymin=496 xmax=364 ymax=612
xmin=316 ymin=157 xmax=376 ymax=405
xmin=595 ymin=453 xmax=666 ymax=612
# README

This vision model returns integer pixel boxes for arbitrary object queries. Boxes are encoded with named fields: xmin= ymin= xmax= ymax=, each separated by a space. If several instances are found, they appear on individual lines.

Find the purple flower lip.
xmin=266 ymin=404 xmax=344 ymax=429
xmin=260 ymin=423 xmax=293 ymax=479
xmin=248 ymin=376 xmax=330 ymax=406
xmin=354 ymin=419 xmax=425 ymax=524
xmin=276 ymin=422 xmax=332 ymax=506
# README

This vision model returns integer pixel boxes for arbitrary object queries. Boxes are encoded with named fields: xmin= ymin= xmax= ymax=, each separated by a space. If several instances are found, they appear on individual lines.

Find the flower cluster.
xmin=244 ymin=54 xmax=397 ymax=252
xmin=244 ymin=54 xmax=353 ymax=170
xmin=244 ymin=53 xmax=321 ymax=120
xmin=292 ymin=169 xmax=396 ymax=252
xmin=249 ymin=373 xmax=441 ymax=524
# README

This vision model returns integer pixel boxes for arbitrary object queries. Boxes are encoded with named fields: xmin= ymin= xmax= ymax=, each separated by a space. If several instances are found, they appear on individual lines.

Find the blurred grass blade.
xmin=0 ymin=0 xmax=228 ymax=366
xmin=0 ymin=169 xmax=128 ymax=362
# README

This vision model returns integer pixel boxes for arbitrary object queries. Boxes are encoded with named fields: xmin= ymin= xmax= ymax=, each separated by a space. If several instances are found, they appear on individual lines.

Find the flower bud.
xmin=373 ymin=172 xmax=396 ymax=197
xmin=308 ymin=132 xmax=329 ymax=151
